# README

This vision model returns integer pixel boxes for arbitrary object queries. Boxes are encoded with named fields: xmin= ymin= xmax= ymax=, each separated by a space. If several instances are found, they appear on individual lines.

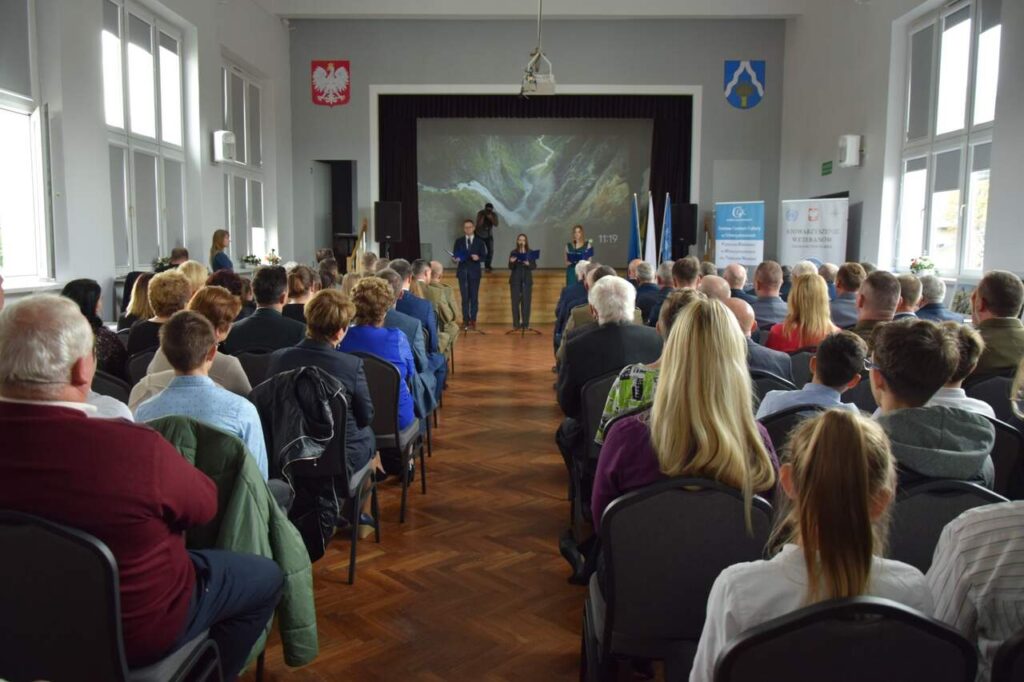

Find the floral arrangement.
xmin=151 ymin=256 xmax=172 ymax=271
xmin=241 ymin=254 xmax=262 ymax=267
xmin=265 ymin=249 xmax=281 ymax=266
xmin=910 ymin=255 xmax=937 ymax=276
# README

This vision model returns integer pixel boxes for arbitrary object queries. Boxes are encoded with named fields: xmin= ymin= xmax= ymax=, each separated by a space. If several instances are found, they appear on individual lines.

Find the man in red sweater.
xmin=0 ymin=295 xmax=282 ymax=680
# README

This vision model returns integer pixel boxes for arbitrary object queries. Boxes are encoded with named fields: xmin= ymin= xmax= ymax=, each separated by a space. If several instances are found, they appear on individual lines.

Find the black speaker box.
xmin=374 ymin=201 xmax=402 ymax=242
xmin=672 ymin=203 xmax=699 ymax=259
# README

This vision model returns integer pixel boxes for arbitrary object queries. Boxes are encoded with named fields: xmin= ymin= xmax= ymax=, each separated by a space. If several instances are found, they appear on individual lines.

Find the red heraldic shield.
xmin=311 ymin=60 xmax=350 ymax=106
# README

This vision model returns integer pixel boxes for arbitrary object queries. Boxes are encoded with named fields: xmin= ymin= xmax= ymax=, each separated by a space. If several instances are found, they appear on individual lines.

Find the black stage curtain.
xmin=378 ymin=94 xmax=693 ymax=261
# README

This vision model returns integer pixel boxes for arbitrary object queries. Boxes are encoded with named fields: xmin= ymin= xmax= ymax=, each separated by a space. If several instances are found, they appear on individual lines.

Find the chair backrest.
xmin=750 ymin=370 xmax=797 ymax=402
xmin=581 ymin=370 xmax=621 ymax=462
xmin=127 ymin=350 xmax=156 ymax=386
xmin=759 ymin=404 xmax=827 ymax=451
xmin=789 ymin=350 xmax=814 ymax=389
xmin=715 ymin=596 xmax=977 ymax=682
xmin=840 ymin=372 xmax=877 ymax=413
xmin=967 ymin=376 xmax=1014 ymax=423
xmin=890 ymin=480 xmax=1008 ymax=572
xmin=236 ymin=352 xmax=275 ymax=387
xmin=992 ymin=625 xmax=1024 ymax=682
xmin=116 ymin=328 xmax=130 ymax=348
xmin=600 ymin=478 xmax=772 ymax=659
xmin=351 ymin=352 xmax=401 ymax=438
xmin=0 ymin=510 xmax=129 ymax=682
xmin=92 ymin=370 xmax=131 ymax=404
xmin=988 ymin=417 xmax=1024 ymax=499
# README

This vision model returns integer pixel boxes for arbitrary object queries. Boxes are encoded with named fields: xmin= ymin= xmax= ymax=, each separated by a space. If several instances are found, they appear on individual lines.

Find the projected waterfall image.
xmin=416 ymin=118 xmax=653 ymax=268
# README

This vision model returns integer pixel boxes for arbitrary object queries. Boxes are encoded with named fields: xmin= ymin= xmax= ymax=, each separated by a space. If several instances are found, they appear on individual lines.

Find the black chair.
xmin=352 ymin=352 xmax=425 ymax=523
xmin=236 ymin=351 xmax=275 ymax=388
xmin=93 ymin=369 xmax=132 ymax=404
xmin=988 ymin=417 xmax=1024 ymax=500
xmin=0 ymin=510 xmax=222 ymax=682
xmin=750 ymin=370 xmax=797 ymax=403
xmin=992 ymin=625 xmax=1024 ymax=682
xmin=570 ymin=371 xmax=621 ymax=532
xmin=889 ymin=480 xmax=1007 ymax=573
xmin=116 ymin=327 xmax=131 ymax=348
xmin=788 ymin=350 xmax=814 ymax=389
xmin=967 ymin=376 xmax=1015 ymax=423
xmin=127 ymin=350 xmax=156 ymax=387
xmin=714 ymin=596 xmax=977 ymax=682
xmin=581 ymin=478 xmax=773 ymax=681
xmin=759 ymin=404 xmax=827 ymax=451
xmin=841 ymin=373 xmax=877 ymax=413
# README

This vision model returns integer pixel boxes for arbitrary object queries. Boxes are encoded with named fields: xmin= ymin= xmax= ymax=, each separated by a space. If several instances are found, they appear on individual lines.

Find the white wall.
xmin=288 ymin=18 xmax=787 ymax=263
xmin=30 ymin=0 xmax=292 ymax=315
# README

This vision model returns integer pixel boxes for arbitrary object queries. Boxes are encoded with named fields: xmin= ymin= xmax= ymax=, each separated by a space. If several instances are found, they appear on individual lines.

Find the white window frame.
xmin=104 ymin=0 xmax=186 ymax=275
xmin=221 ymin=61 xmax=264 ymax=265
xmin=894 ymin=0 xmax=998 ymax=277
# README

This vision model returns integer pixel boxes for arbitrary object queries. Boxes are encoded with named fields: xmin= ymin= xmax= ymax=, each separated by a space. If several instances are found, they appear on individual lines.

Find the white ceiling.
xmin=255 ymin=0 xmax=810 ymax=20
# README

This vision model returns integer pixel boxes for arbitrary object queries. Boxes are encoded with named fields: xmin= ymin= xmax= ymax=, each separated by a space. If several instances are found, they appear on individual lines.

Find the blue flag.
xmin=628 ymin=193 xmax=641 ymax=261
xmin=660 ymin=193 xmax=673 ymax=264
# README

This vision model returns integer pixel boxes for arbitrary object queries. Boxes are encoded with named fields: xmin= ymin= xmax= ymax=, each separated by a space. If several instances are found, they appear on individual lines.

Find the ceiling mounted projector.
xmin=520 ymin=0 xmax=555 ymax=97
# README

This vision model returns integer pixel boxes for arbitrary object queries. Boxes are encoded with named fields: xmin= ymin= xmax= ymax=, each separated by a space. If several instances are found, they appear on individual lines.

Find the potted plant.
xmin=241 ymin=254 xmax=262 ymax=267
xmin=909 ymin=255 xmax=937 ymax=276
xmin=265 ymin=249 xmax=281 ymax=266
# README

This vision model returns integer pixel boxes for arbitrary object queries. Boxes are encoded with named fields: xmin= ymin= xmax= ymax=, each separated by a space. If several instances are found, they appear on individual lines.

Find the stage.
xmin=443 ymin=268 xmax=568 ymax=326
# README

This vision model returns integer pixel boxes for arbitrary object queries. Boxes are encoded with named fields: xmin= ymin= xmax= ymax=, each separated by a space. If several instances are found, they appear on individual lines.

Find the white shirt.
xmin=689 ymin=544 xmax=934 ymax=682
xmin=927 ymin=387 xmax=996 ymax=420
xmin=927 ymin=502 xmax=1024 ymax=682
xmin=86 ymin=391 xmax=134 ymax=421
xmin=0 ymin=395 xmax=96 ymax=414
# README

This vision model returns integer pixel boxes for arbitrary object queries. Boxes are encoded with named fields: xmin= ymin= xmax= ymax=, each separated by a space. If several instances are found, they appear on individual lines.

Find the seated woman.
xmin=268 ymin=288 xmax=376 ymax=489
xmin=61 ymin=279 xmax=128 ymax=381
xmin=594 ymin=289 xmax=704 ymax=444
xmin=282 ymin=264 xmax=320 ymax=324
xmin=689 ymin=410 xmax=934 ymax=682
xmin=117 ymin=272 xmax=153 ymax=331
xmin=126 ymin=270 xmax=192 ymax=356
xmin=129 ymin=285 xmax=251 ymax=408
xmin=339 ymin=277 xmax=416 ymax=475
xmin=177 ymin=260 xmax=209 ymax=297
xmin=593 ymin=297 xmax=780 ymax=530
xmin=766 ymin=273 xmax=839 ymax=352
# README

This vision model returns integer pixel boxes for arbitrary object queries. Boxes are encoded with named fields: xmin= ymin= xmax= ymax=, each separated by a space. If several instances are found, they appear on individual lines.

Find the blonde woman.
xmin=125 ymin=270 xmax=191 ymax=356
xmin=117 ymin=272 xmax=154 ymax=331
xmin=177 ymin=260 xmax=209 ymax=296
xmin=689 ymin=411 xmax=933 ymax=682
xmin=766 ymin=273 xmax=838 ymax=352
xmin=592 ymin=297 xmax=779 ymax=529
xmin=341 ymin=272 xmax=363 ymax=298
xmin=210 ymin=229 xmax=232 ymax=271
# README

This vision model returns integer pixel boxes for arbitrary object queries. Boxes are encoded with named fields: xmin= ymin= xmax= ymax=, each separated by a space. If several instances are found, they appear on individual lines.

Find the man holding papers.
xmin=508 ymin=233 xmax=539 ymax=331
xmin=452 ymin=219 xmax=488 ymax=329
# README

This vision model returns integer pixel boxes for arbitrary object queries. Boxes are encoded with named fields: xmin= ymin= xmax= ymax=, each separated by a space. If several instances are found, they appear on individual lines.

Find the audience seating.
xmin=714 ymin=596 xmax=977 ymax=682
xmin=581 ymin=478 xmax=773 ymax=681
xmin=840 ymin=373 xmax=877 ymax=413
xmin=967 ymin=376 xmax=1015 ymax=423
xmin=352 ymin=351 xmax=425 ymax=523
xmin=92 ymin=369 xmax=131 ymax=404
xmin=788 ymin=350 xmax=815 ymax=389
xmin=116 ymin=328 xmax=130 ymax=348
xmin=127 ymin=350 xmax=157 ymax=387
xmin=988 ymin=417 xmax=1024 ymax=500
xmin=236 ymin=352 xmax=275 ymax=388
xmin=571 ymin=371 xmax=621 ymax=529
xmin=749 ymin=370 xmax=797 ymax=403
xmin=992 ymin=625 xmax=1024 ymax=682
xmin=0 ymin=510 xmax=222 ymax=682
xmin=889 ymin=480 xmax=1008 ymax=573
xmin=759 ymin=404 xmax=827 ymax=451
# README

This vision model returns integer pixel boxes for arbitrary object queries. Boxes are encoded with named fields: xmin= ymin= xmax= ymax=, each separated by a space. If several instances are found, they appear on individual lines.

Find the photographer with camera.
xmin=475 ymin=203 xmax=500 ymax=273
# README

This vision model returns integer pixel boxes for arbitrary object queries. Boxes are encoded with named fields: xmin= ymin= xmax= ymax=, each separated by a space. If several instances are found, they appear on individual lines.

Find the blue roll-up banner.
xmin=714 ymin=201 xmax=765 ymax=268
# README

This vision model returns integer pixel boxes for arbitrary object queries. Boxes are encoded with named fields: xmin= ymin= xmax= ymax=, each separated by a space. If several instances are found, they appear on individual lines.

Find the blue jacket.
xmin=397 ymin=291 xmax=440 ymax=354
xmin=747 ymin=337 xmax=794 ymax=383
xmin=916 ymin=302 xmax=965 ymax=323
xmin=384 ymin=309 xmax=438 ymax=416
xmin=635 ymin=283 xmax=662 ymax=324
xmin=339 ymin=326 xmax=416 ymax=429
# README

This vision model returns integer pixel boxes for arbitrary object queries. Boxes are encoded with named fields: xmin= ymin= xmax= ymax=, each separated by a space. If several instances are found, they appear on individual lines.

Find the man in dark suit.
xmin=222 ymin=265 xmax=305 ymax=354
xmin=554 ymin=260 xmax=592 ymax=351
xmin=634 ymin=261 xmax=661 ymax=322
xmin=390 ymin=258 xmax=447 ymax=395
xmin=751 ymin=260 xmax=788 ymax=328
xmin=830 ymin=262 xmax=866 ymax=328
xmin=377 ymin=269 xmax=438 ymax=417
xmin=723 ymin=263 xmax=757 ymax=304
xmin=643 ymin=261 xmax=675 ymax=327
xmin=725 ymin=298 xmax=794 ymax=381
xmin=916 ymin=274 xmax=965 ymax=323
xmin=453 ymin=219 xmax=488 ymax=329
xmin=647 ymin=256 xmax=702 ymax=326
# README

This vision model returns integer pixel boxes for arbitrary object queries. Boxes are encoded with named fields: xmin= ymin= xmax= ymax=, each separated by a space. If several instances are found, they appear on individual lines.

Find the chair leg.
xmin=371 ymin=480 xmax=381 ymax=543
xmin=399 ymin=448 xmax=410 ymax=524
xmin=433 ymin=406 xmax=439 ymax=428
xmin=426 ymin=417 xmax=433 ymax=458
xmin=348 ymin=487 xmax=361 ymax=585
xmin=420 ymin=442 xmax=427 ymax=495
xmin=256 ymin=650 xmax=265 ymax=682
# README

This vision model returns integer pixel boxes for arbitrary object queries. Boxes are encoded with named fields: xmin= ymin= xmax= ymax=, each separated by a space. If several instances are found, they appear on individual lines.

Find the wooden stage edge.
xmin=443 ymin=268 xmax=569 ymax=325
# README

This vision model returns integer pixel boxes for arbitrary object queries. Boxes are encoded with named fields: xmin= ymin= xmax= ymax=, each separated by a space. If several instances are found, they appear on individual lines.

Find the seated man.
xmin=698 ymin=274 xmax=731 ymax=303
xmin=830 ymin=262 xmax=865 ymax=328
xmin=136 ymin=310 xmax=270 ymax=480
xmin=927 ymin=502 xmax=1024 ymax=682
xmin=871 ymin=318 xmax=995 ymax=487
xmin=750 ymin=260 xmax=788 ymax=328
xmin=819 ymin=262 xmax=838 ymax=300
xmin=971 ymin=270 xmax=1024 ymax=377
xmin=894 ymin=273 xmax=922 ymax=320
xmin=378 ymin=268 xmax=438 ymax=417
xmin=755 ymin=331 xmax=865 ymax=419
xmin=554 ymin=260 xmax=592 ymax=349
xmin=852 ymin=269 xmax=900 ymax=348
xmin=648 ymin=256 xmax=701 ymax=326
xmin=427 ymin=260 xmax=461 ymax=347
xmin=927 ymin=322 xmax=995 ymax=418
xmin=916 ymin=274 xmax=964 ymax=322
xmin=644 ymin=260 xmax=676 ymax=327
xmin=633 ymin=261 xmax=661 ymax=322
xmin=0 ymin=295 xmax=282 ymax=679
xmin=391 ymin=258 xmax=447 ymax=394
xmin=413 ymin=259 xmax=453 ymax=353
xmin=724 ymin=298 xmax=794 ymax=382
xmin=723 ymin=263 xmax=756 ymax=304
xmin=222 ymin=265 xmax=305 ymax=354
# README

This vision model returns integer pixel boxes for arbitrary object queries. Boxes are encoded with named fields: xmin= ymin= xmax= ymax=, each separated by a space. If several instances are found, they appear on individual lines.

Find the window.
xmin=101 ymin=0 xmax=186 ymax=273
xmin=895 ymin=0 xmax=1000 ymax=276
xmin=221 ymin=63 xmax=264 ymax=265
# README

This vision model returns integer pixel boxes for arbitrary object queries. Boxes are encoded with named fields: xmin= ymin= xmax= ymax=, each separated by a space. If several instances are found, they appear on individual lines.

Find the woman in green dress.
xmin=564 ymin=224 xmax=592 ymax=286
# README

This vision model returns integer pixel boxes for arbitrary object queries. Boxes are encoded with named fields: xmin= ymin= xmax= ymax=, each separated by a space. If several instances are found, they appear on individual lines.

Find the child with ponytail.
xmin=688 ymin=410 xmax=934 ymax=682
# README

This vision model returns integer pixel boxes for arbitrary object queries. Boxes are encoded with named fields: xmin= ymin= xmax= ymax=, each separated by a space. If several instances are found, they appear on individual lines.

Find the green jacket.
xmin=147 ymin=416 xmax=318 ymax=668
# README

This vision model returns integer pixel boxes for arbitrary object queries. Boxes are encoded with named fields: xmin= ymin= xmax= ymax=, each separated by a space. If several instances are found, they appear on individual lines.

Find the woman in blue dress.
xmin=564 ymin=224 xmax=592 ymax=286
xmin=209 ymin=229 xmax=233 ymax=271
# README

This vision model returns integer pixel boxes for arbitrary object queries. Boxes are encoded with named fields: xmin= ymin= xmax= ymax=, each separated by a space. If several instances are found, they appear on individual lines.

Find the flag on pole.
xmin=643 ymin=191 xmax=657 ymax=264
xmin=628 ymin=193 xmax=641 ymax=261
xmin=660 ymin=193 xmax=673 ymax=264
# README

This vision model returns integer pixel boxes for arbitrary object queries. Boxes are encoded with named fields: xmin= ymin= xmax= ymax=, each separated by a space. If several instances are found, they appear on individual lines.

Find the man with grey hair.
xmin=819 ymin=262 xmax=839 ymax=300
xmin=635 ymin=261 xmax=660 ymax=322
xmin=699 ymin=275 xmax=732 ymax=303
xmin=626 ymin=258 xmax=644 ymax=287
xmin=428 ymin=260 xmax=460 ymax=347
xmin=554 ymin=260 xmax=593 ymax=351
xmin=917 ymin=274 xmax=964 ymax=323
xmin=723 ymin=263 xmax=756 ymax=303
xmin=792 ymin=260 xmax=818 ymax=278
xmin=0 ymin=295 xmax=283 ymax=678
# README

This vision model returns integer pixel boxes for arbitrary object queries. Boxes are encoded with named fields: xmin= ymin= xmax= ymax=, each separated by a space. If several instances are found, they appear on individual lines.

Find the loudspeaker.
xmin=672 ymin=203 xmax=698 ymax=259
xmin=374 ymin=201 xmax=402 ymax=242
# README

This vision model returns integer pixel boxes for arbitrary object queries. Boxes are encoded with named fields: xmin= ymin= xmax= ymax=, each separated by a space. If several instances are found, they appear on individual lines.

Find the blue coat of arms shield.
xmin=724 ymin=60 xmax=766 ymax=110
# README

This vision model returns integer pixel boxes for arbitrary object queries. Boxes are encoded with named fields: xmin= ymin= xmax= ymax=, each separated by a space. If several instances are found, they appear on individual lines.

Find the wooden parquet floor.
xmin=245 ymin=323 xmax=582 ymax=681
